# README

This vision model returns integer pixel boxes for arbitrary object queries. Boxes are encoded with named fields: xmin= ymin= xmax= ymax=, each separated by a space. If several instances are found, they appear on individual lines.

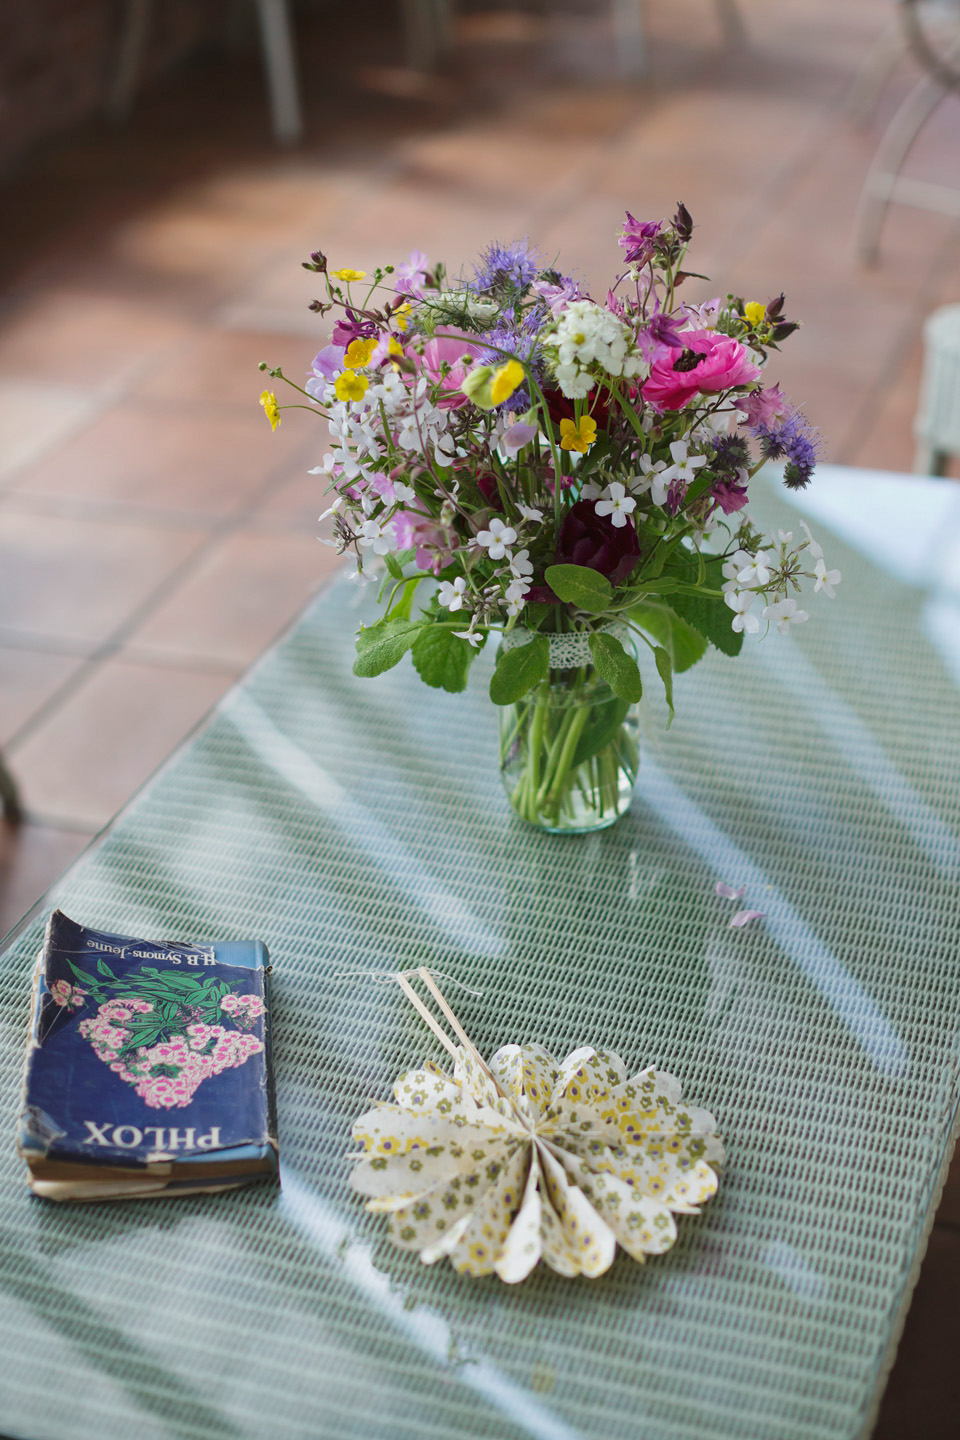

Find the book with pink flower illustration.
xmin=18 ymin=910 xmax=278 ymax=1200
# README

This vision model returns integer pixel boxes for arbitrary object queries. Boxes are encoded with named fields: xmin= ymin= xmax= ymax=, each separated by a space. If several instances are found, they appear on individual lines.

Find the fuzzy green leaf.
xmin=489 ymin=635 xmax=549 ymax=706
xmin=654 ymin=646 xmax=675 ymax=725
xmin=667 ymin=588 xmax=744 ymax=658
xmin=588 ymin=633 xmax=643 ymax=703
xmin=544 ymin=565 xmax=613 ymax=612
xmin=353 ymin=619 xmax=424 ymax=678
xmin=629 ymin=599 xmax=708 ymax=673
xmin=411 ymin=626 xmax=476 ymax=693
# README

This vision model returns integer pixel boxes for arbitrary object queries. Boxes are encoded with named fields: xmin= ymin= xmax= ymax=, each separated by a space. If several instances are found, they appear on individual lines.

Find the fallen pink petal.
xmin=730 ymin=910 xmax=766 ymax=929
xmin=716 ymin=882 xmax=746 ymax=900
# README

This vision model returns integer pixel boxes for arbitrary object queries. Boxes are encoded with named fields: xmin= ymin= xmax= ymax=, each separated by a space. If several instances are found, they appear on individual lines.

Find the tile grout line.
xmin=2 ymin=429 xmax=321 ymax=761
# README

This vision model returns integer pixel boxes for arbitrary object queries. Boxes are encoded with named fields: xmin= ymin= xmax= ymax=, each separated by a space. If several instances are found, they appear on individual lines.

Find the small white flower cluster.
xmin=467 ymin=518 xmax=535 ymax=617
xmin=544 ymin=300 xmax=648 ymax=399
xmin=722 ymin=521 xmax=840 ymax=636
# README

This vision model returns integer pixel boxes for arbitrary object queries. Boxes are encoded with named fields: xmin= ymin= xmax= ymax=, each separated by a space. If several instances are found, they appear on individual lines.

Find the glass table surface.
xmin=2 ymin=465 xmax=960 ymax=1440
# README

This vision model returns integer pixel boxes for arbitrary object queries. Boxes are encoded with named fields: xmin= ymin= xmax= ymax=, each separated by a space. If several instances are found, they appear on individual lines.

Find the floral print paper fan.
xmin=349 ymin=969 xmax=723 ymax=1283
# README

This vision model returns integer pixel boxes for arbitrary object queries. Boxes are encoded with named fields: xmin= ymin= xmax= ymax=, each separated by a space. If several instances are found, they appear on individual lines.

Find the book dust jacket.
xmin=19 ymin=911 xmax=278 ymax=1199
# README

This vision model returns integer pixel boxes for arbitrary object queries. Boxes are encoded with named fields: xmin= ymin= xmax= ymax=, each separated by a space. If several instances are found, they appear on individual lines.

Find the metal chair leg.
xmin=105 ymin=0 xmax=153 ymax=121
xmin=254 ymin=0 xmax=303 ymax=145
xmin=0 ymin=755 xmax=22 ymax=826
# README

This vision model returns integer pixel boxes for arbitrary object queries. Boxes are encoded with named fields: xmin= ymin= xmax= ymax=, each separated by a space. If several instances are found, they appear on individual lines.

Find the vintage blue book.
xmin=19 ymin=910 xmax=278 ymax=1200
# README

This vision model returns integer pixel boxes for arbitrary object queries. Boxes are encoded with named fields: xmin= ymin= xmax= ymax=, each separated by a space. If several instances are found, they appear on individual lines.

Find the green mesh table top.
xmin=3 ymin=465 xmax=960 ymax=1440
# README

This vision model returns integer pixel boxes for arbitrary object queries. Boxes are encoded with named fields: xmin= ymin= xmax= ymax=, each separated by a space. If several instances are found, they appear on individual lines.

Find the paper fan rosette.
xmin=349 ymin=970 xmax=723 ymax=1282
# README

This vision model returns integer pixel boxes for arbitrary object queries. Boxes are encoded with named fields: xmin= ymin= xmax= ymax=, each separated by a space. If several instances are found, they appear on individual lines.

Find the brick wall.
xmin=0 ymin=0 xmax=230 ymax=175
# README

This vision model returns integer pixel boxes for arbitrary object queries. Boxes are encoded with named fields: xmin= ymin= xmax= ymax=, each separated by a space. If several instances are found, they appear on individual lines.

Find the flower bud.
xmin=461 ymin=364 xmax=497 ymax=410
xmin=674 ymin=202 xmax=693 ymax=242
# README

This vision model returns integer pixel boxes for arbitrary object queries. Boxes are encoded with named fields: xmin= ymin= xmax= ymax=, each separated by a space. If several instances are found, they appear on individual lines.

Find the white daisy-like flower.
xmin=357 ymin=518 xmax=396 ymax=556
xmin=453 ymin=629 xmax=484 ymax=649
xmin=736 ymin=549 xmax=776 ymax=587
xmin=509 ymin=548 xmax=534 ymax=581
xmin=438 ymin=577 xmax=467 ymax=611
xmin=763 ymin=597 xmax=809 ymax=634
xmin=504 ymin=579 xmax=530 ymax=616
xmin=475 ymin=516 xmax=517 ymax=560
xmin=350 ymin=974 xmax=722 ymax=1283
xmin=813 ymin=557 xmax=841 ymax=598
xmin=594 ymin=482 xmax=636 ymax=529
xmin=724 ymin=589 xmax=760 ymax=634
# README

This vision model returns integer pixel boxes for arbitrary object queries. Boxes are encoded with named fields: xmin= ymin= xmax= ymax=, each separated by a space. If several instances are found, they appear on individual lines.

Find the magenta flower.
xmin=618 ymin=213 xmax=663 ymax=268
xmin=711 ymin=478 xmax=750 ymax=514
xmin=555 ymin=500 xmax=641 ymax=585
xmin=642 ymin=330 xmax=761 ymax=411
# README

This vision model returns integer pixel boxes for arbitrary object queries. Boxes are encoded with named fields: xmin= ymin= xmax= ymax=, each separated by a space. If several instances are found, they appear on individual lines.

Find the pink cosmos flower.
xmin=407 ymin=328 xmax=479 ymax=409
xmin=392 ymin=508 xmax=458 ymax=574
xmin=642 ymin=330 xmax=761 ymax=412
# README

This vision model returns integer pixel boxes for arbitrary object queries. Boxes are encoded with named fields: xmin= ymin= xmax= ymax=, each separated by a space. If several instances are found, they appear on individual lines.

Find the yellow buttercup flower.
xmin=559 ymin=415 xmax=597 ymax=453
xmin=388 ymin=336 xmax=404 ymax=358
xmin=344 ymin=337 xmax=377 ymax=369
xmin=335 ymin=371 xmax=370 ymax=403
xmin=490 ymin=360 xmax=525 ymax=407
xmin=259 ymin=390 xmax=281 ymax=431
xmin=393 ymin=303 xmax=412 ymax=332
xmin=332 ymin=268 xmax=367 ymax=282
xmin=744 ymin=300 xmax=766 ymax=327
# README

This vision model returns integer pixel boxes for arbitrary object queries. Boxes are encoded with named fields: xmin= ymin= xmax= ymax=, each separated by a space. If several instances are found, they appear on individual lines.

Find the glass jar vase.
xmin=497 ymin=629 xmax=640 ymax=833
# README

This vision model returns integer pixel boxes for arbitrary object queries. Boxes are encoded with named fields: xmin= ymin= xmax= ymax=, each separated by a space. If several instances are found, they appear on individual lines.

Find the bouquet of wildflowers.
xmin=261 ymin=205 xmax=839 ymax=830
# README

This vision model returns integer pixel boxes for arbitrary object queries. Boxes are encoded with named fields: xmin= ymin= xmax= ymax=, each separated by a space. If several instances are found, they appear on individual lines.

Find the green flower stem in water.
xmin=499 ymin=664 xmax=641 ymax=833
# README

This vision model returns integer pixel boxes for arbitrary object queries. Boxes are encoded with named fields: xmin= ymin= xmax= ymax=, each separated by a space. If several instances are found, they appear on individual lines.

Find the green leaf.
xmin=654 ymin=646 xmax=675 ymax=725
xmin=629 ymin=599 xmax=708 ymax=673
xmin=667 ymin=587 xmax=743 ymax=658
xmin=544 ymin=564 xmax=613 ymax=612
xmin=411 ymin=626 xmax=475 ymax=693
xmin=96 ymin=959 xmax=114 ymax=977
xmin=489 ymin=635 xmax=549 ymax=706
xmin=588 ymin=633 xmax=643 ymax=703
xmin=386 ymin=576 xmax=422 ymax=622
xmin=353 ymin=619 xmax=424 ymax=677
xmin=66 ymin=962 xmax=103 ymax=990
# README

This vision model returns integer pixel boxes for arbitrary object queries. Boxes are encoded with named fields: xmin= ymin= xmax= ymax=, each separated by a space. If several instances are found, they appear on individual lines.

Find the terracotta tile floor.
xmin=2 ymin=0 xmax=959 ymax=1429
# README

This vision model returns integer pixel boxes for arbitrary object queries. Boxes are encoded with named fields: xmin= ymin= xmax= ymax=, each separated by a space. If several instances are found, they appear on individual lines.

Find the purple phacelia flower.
xmin=470 ymin=239 xmax=540 ymax=295
xmin=753 ymin=412 xmax=820 ymax=490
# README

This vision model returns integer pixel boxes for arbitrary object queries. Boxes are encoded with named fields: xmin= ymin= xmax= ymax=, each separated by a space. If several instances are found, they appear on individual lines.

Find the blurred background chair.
xmin=915 ymin=303 xmax=960 ymax=473
xmin=610 ymin=0 xmax=746 ymax=77
xmin=106 ymin=0 xmax=459 ymax=143
xmin=856 ymin=0 xmax=960 ymax=263
xmin=107 ymin=0 xmax=304 ymax=143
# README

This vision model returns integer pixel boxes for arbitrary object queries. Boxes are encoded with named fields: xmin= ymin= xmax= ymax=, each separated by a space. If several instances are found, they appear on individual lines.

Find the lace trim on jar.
xmin=500 ymin=622 xmax=632 ymax=670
